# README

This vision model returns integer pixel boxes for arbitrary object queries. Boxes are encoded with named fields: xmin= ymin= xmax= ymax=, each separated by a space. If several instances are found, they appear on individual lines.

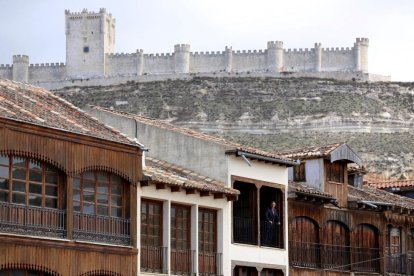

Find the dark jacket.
xmin=265 ymin=207 xmax=280 ymax=224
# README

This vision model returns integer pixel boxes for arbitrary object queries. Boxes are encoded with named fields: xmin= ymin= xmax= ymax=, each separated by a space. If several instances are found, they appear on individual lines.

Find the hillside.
xmin=54 ymin=77 xmax=414 ymax=179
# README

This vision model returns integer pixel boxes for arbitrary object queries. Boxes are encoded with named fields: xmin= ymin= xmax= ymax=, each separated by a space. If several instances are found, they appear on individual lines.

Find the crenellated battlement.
xmin=356 ymin=37 xmax=369 ymax=45
xmin=107 ymin=52 xmax=136 ymax=58
xmin=0 ymin=64 xmax=12 ymax=68
xmin=322 ymin=47 xmax=353 ymax=52
xmin=13 ymin=55 xmax=29 ymax=63
xmin=267 ymin=41 xmax=284 ymax=49
xmin=29 ymin=62 xmax=65 ymax=68
xmin=174 ymin=44 xmax=191 ymax=52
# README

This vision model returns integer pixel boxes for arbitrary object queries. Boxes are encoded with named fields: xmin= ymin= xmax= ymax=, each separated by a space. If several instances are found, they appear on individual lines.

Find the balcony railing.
xmin=233 ymin=216 xmax=257 ymax=245
xmin=0 ymin=202 xmax=66 ymax=238
xmin=289 ymin=241 xmax=380 ymax=273
xmin=141 ymin=245 xmax=168 ymax=274
xmin=386 ymin=252 xmax=414 ymax=275
xmin=199 ymin=251 xmax=222 ymax=276
xmin=260 ymin=221 xmax=283 ymax=248
xmin=171 ymin=249 xmax=195 ymax=275
xmin=73 ymin=212 xmax=130 ymax=245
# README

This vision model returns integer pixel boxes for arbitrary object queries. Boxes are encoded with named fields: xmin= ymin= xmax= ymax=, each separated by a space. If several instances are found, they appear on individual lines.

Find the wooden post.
xmin=66 ymin=176 xmax=73 ymax=240
xmin=256 ymin=184 xmax=262 ymax=246
xmin=130 ymin=183 xmax=138 ymax=248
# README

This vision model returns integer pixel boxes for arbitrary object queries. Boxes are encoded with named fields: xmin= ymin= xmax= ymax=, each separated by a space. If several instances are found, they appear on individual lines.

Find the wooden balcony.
xmin=0 ymin=202 xmax=66 ymax=238
xmin=289 ymin=241 xmax=381 ymax=273
xmin=171 ymin=249 xmax=195 ymax=275
xmin=199 ymin=251 xmax=222 ymax=276
xmin=386 ymin=252 xmax=414 ymax=275
xmin=233 ymin=217 xmax=283 ymax=248
xmin=73 ymin=212 xmax=130 ymax=245
xmin=141 ymin=245 xmax=168 ymax=274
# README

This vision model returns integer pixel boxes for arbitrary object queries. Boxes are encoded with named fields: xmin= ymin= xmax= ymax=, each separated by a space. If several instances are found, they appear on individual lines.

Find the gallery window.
xmin=73 ymin=171 xmax=124 ymax=217
xmin=326 ymin=162 xmax=345 ymax=183
xmin=0 ymin=155 xmax=59 ymax=208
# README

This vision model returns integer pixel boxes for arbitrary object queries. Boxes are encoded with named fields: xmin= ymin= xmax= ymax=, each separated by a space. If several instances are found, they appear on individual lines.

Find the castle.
xmin=0 ymin=8 xmax=390 ymax=89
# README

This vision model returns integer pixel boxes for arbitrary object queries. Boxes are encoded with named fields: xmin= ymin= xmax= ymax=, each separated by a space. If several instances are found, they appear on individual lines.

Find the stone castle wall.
xmin=0 ymin=9 xmax=389 ymax=87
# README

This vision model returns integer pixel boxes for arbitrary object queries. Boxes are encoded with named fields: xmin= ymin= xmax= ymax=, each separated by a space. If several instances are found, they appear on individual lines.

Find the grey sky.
xmin=1 ymin=0 xmax=413 ymax=81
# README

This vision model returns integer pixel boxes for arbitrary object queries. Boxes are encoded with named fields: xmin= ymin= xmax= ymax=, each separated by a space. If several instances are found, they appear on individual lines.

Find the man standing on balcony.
xmin=264 ymin=201 xmax=280 ymax=246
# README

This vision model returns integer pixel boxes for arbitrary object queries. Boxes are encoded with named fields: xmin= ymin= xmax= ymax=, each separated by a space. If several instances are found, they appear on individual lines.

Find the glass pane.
xmin=97 ymin=193 xmax=108 ymax=204
xmin=10 ymin=270 xmax=25 ymax=276
xmin=12 ymin=168 xmax=26 ymax=180
xmin=83 ymin=203 xmax=95 ymax=214
xmin=29 ymin=159 xmax=42 ymax=170
xmin=83 ymin=171 xmax=95 ymax=180
xmin=97 ymin=205 xmax=108 ymax=216
xmin=111 ymin=207 xmax=122 ymax=217
xmin=111 ymin=174 xmax=122 ymax=184
xmin=29 ymin=194 xmax=42 ymax=206
xmin=111 ymin=195 xmax=122 ymax=206
xmin=29 ymin=169 xmax=42 ymax=182
xmin=73 ymin=189 xmax=80 ymax=201
xmin=0 ymin=166 xmax=9 ymax=178
xmin=12 ymin=157 xmax=26 ymax=167
xmin=29 ymin=183 xmax=42 ymax=194
xmin=0 ymin=178 xmax=9 ymax=190
xmin=83 ymin=191 xmax=95 ymax=203
xmin=12 ymin=181 xmax=26 ymax=192
xmin=111 ymin=183 xmax=122 ymax=195
xmin=12 ymin=193 xmax=25 ymax=204
xmin=84 ymin=179 xmax=95 ymax=191
xmin=73 ymin=177 xmax=81 ymax=189
xmin=45 ymin=164 xmax=57 ymax=173
xmin=97 ymin=181 xmax=108 ymax=194
xmin=98 ymin=172 xmax=109 ymax=182
xmin=73 ymin=200 xmax=80 ymax=212
xmin=27 ymin=270 xmax=41 ymax=276
xmin=0 ymin=191 xmax=8 ymax=202
xmin=0 ymin=155 xmax=8 ymax=166
xmin=45 ymin=197 xmax=57 ymax=208
xmin=45 ymin=185 xmax=57 ymax=196
xmin=45 ymin=173 xmax=58 ymax=184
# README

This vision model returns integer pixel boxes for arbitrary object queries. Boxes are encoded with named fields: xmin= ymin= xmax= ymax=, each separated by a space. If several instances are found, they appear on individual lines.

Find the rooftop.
xmin=368 ymin=179 xmax=414 ymax=190
xmin=144 ymin=156 xmax=239 ymax=198
xmin=0 ymin=79 xmax=141 ymax=147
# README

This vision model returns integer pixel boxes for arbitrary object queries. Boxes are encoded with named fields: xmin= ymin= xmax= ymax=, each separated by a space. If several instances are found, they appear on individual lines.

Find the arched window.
xmin=352 ymin=224 xmax=380 ymax=272
xmin=0 ymin=154 xmax=60 ymax=208
xmin=323 ymin=220 xmax=350 ymax=270
xmin=0 ymin=269 xmax=52 ymax=276
xmin=289 ymin=216 xmax=320 ymax=268
xmin=386 ymin=226 xmax=403 ymax=274
xmin=73 ymin=171 xmax=125 ymax=217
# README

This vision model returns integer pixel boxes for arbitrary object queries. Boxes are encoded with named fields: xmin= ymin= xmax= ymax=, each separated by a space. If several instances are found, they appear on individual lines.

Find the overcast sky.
xmin=1 ymin=0 xmax=413 ymax=81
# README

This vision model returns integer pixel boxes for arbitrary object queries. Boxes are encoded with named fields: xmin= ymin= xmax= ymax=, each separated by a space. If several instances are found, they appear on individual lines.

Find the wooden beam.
xmin=186 ymin=188 xmax=196 ymax=195
xmin=156 ymin=182 xmax=166 ymax=190
xmin=214 ymin=193 xmax=225 ymax=199
xmin=140 ymin=180 xmax=150 ymax=187
xmin=170 ymin=186 xmax=181 ymax=192
xmin=227 ymin=195 xmax=238 ymax=201
xmin=200 ymin=191 xmax=210 ymax=197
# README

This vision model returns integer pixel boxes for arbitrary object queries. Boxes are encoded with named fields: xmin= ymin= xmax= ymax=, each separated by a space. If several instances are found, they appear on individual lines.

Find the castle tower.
xmin=174 ymin=44 xmax=190 ymax=73
xmin=354 ymin=38 xmax=369 ymax=73
xmin=12 ymin=55 xmax=29 ymax=83
xmin=314 ymin=43 xmax=322 ymax=72
xmin=267 ymin=41 xmax=284 ymax=73
xmin=65 ymin=8 xmax=115 ymax=78
xmin=224 ymin=46 xmax=233 ymax=72
xmin=136 ymin=49 xmax=144 ymax=76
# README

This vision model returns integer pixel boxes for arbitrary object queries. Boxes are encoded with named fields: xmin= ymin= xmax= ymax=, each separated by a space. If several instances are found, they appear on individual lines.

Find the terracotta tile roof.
xmin=368 ymin=179 xmax=414 ymax=189
xmin=90 ymin=105 xmax=295 ymax=164
xmin=288 ymin=181 xmax=335 ymax=199
xmin=278 ymin=143 xmax=342 ymax=159
xmin=0 ymin=79 xmax=141 ymax=147
xmin=144 ymin=156 xmax=239 ymax=196
xmin=348 ymin=185 xmax=414 ymax=209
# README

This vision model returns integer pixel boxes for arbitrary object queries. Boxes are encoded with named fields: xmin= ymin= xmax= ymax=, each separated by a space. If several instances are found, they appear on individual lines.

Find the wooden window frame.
xmin=198 ymin=208 xmax=217 ymax=253
xmin=171 ymin=204 xmax=191 ymax=250
xmin=325 ymin=161 xmax=345 ymax=183
xmin=0 ymin=154 xmax=60 ymax=209
xmin=293 ymin=162 xmax=306 ymax=182
xmin=141 ymin=199 xmax=163 ymax=247
xmin=73 ymin=171 xmax=126 ymax=218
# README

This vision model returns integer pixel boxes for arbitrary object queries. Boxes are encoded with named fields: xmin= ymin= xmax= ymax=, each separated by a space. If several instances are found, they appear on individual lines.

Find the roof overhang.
xmin=330 ymin=144 xmax=362 ymax=166
xmin=227 ymin=150 xmax=300 ymax=167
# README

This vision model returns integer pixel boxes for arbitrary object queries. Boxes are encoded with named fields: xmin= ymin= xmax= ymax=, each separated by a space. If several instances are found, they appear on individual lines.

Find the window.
xmin=0 ymin=155 xmax=59 ymax=208
xmin=171 ymin=204 xmax=191 ymax=250
xmin=83 ymin=46 xmax=89 ymax=53
xmin=0 ymin=270 xmax=52 ymax=276
xmin=141 ymin=199 xmax=163 ymax=246
xmin=260 ymin=269 xmax=283 ymax=276
xmin=73 ymin=171 xmax=123 ymax=217
xmin=233 ymin=266 xmax=258 ymax=276
xmin=199 ymin=208 xmax=216 ymax=252
xmin=326 ymin=162 xmax=344 ymax=183
xmin=293 ymin=162 xmax=306 ymax=182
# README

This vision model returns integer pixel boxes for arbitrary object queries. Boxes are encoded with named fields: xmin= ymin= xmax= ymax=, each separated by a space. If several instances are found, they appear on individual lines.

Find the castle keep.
xmin=0 ymin=9 xmax=389 ymax=89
